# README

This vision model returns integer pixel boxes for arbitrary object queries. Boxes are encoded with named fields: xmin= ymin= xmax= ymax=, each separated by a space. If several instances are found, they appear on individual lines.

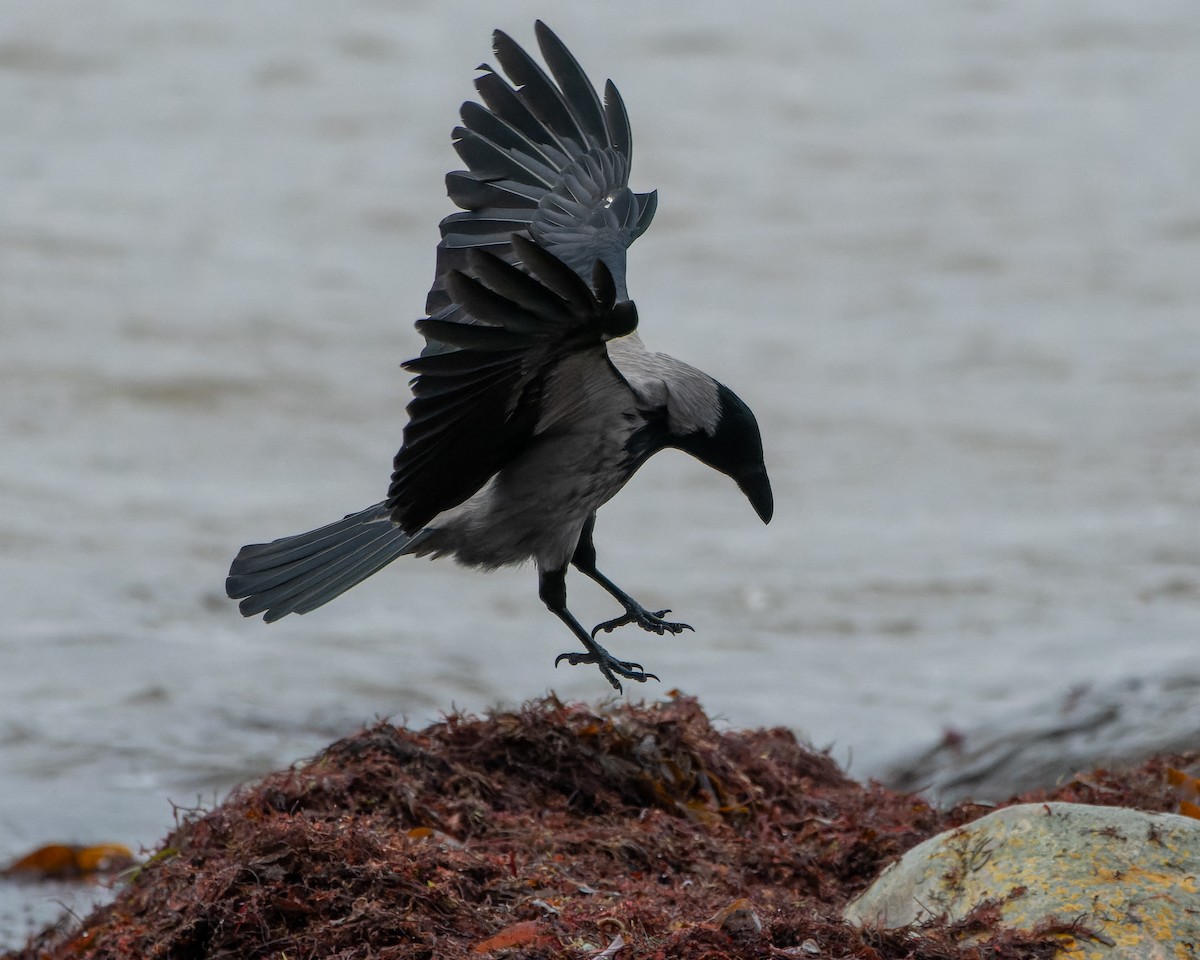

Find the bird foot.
xmin=591 ymin=606 xmax=693 ymax=639
xmin=555 ymin=647 xmax=659 ymax=692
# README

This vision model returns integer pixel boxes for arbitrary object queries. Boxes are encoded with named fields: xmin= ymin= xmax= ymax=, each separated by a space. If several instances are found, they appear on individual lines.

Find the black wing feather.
xmin=461 ymin=250 xmax=576 ymax=326
xmin=472 ymin=69 xmax=573 ymax=168
xmin=413 ymin=317 xmax=537 ymax=351
xmin=452 ymin=127 xmax=555 ymax=188
xmin=492 ymin=29 xmax=587 ymax=151
xmin=459 ymin=100 xmax=561 ymax=176
xmin=533 ymin=21 xmax=609 ymax=149
xmin=603 ymin=80 xmax=632 ymax=159
xmin=508 ymin=233 xmax=595 ymax=314
xmin=442 ymin=271 xmax=556 ymax=338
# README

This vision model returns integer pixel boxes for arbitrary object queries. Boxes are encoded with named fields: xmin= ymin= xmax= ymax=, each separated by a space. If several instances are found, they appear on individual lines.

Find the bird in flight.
xmin=226 ymin=21 xmax=773 ymax=691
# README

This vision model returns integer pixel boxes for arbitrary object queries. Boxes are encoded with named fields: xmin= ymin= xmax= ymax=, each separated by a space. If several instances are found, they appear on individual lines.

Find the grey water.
xmin=2 ymin=0 xmax=1198 ymax=945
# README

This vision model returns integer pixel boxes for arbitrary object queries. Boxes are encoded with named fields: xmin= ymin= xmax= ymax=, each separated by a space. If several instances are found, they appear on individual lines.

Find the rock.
xmin=883 ymin=673 xmax=1200 ymax=804
xmin=844 ymin=802 xmax=1200 ymax=959
xmin=708 ymin=898 xmax=764 ymax=939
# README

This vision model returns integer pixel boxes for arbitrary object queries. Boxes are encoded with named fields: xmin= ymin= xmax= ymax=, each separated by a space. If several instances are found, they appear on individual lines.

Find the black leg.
xmin=538 ymin=566 xmax=657 ymax=692
xmin=570 ymin=516 xmax=694 ymax=640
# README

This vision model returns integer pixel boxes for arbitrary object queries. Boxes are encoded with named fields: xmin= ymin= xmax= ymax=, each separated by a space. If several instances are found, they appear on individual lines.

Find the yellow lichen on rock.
xmin=844 ymin=802 xmax=1200 ymax=959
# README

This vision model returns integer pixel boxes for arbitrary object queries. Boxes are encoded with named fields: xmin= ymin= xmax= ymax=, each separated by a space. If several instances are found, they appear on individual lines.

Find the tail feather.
xmin=230 ymin=525 xmax=391 ymax=597
xmin=231 ymin=516 xmax=389 ymax=571
xmin=226 ymin=503 xmax=420 ymax=622
xmin=281 ymin=533 xmax=417 ymax=616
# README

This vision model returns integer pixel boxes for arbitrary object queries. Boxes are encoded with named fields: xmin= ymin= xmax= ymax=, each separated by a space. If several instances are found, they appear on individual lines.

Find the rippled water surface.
xmin=3 ymin=0 xmax=1199 ymax=944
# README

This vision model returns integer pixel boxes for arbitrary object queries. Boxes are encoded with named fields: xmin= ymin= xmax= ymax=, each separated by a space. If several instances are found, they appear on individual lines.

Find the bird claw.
xmin=555 ymin=650 xmax=658 ymax=692
xmin=591 ymin=607 xmax=694 ymax=639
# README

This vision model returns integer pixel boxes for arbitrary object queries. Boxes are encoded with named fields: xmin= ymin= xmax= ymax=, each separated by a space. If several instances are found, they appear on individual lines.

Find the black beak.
xmin=738 ymin=470 xmax=774 ymax=524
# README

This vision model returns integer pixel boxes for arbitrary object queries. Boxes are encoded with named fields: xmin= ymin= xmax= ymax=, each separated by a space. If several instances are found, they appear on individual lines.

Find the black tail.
xmin=226 ymin=503 xmax=423 ymax=622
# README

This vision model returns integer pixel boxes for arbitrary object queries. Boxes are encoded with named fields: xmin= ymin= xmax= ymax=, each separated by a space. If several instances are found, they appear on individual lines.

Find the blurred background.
xmin=2 ymin=0 xmax=1198 ymax=943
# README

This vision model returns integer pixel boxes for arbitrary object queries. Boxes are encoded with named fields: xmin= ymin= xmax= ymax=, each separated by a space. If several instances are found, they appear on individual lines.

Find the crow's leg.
xmin=570 ymin=516 xmax=694 ymax=640
xmin=538 ymin=566 xmax=657 ymax=692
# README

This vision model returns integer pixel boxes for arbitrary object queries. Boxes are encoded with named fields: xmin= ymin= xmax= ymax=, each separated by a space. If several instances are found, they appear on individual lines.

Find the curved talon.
xmin=590 ymin=607 xmax=694 ymax=639
xmin=655 ymin=612 xmax=695 ymax=634
xmin=554 ymin=650 xmax=657 ymax=693
xmin=555 ymin=651 xmax=645 ymax=674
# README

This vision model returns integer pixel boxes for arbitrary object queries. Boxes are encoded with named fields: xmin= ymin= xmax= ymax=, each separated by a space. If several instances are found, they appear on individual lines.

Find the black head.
xmin=671 ymin=383 xmax=773 ymax=523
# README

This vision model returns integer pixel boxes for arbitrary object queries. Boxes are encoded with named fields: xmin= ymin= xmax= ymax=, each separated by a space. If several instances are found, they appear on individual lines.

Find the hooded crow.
xmin=226 ymin=21 xmax=773 ymax=691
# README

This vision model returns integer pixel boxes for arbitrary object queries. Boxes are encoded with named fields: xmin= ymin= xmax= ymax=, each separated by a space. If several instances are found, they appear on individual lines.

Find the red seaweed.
xmin=7 ymin=694 xmax=1186 ymax=959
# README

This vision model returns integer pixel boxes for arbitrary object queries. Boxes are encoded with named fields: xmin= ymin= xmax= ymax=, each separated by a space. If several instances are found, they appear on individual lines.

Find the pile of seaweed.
xmin=7 ymin=695 xmax=1183 ymax=959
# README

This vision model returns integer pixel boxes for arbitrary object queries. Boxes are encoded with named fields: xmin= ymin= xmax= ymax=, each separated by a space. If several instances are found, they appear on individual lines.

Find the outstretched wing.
xmin=388 ymin=235 xmax=638 ymax=534
xmin=425 ymin=20 xmax=657 ymax=328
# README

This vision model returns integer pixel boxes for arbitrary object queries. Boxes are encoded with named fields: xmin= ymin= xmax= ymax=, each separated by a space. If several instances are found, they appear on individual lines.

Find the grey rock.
xmin=883 ymin=673 xmax=1200 ymax=804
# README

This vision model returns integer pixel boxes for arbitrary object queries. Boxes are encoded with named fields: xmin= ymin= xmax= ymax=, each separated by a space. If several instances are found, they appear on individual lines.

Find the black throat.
xmin=621 ymin=406 xmax=672 ymax=474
